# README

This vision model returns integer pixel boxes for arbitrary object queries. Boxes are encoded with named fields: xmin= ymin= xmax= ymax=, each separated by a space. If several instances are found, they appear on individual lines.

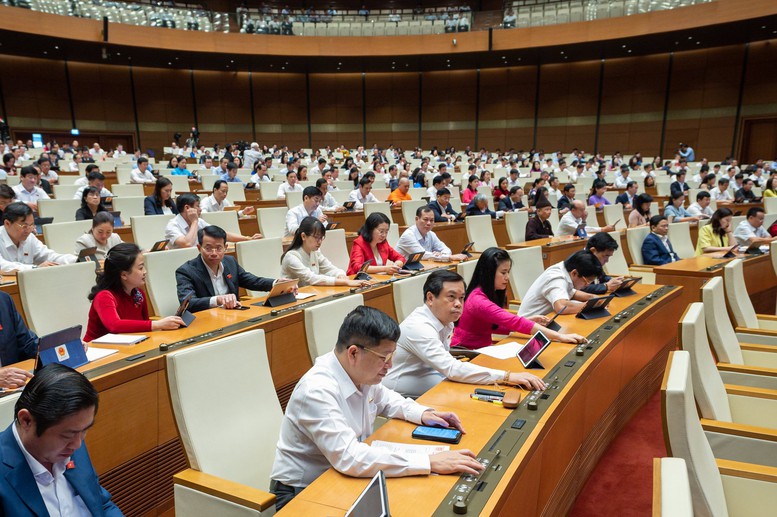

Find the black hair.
xmin=315 ymin=178 xmax=328 ymax=190
xmin=563 ymin=183 xmax=575 ymax=193
xmin=86 ymin=170 xmax=105 ymax=182
xmin=695 ymin=191 xmax=711 ymax=201
xmin=465 ymin=247 xmax=511 ymax=309
xmin=213 ymin=179 xmax=227 ymax=191
xmin=88 ymin=243 xmax=142 ymax=301
xmin=283 ymin=216 xmax=326 ymax=261
xmin=335 ymin=306 xmax=400 ymax=353
xmin=80 ymin=186 xmax=105 ymax=211
xmin=436 ymin=188 xmax=451 ymax=197
xmin=626 ymin=180 xmax=637 ymax=189
xmin=2 ymin=153 xmax=13 ymax=166
xmin=302 ymin=186 xmax=321 ymax=199
xmin=634 ymin=193 xmax=653 ymax=216
xmin=747 ymin=206 xmax=764 ymax=219
xmin=36 ymin=157 xmax=51 ymax=166
xmin=432 ymin=175 xmax=444 ymax=186
xmin=509 ymin=186 xmax=522 ymax=195
xmin=15 ymin=363 xmax=98 ymax=436
xmin=563 ymin=250 xmax=603 ymax=279
xmin=175 ymin=192 xmax=200 ymax=213
xmin=358 ymin=176 xmax=371 ymax=188
xmin=718 ymin=176 xmax=730 ymax=185
xmin=3 ymin=202 xmax=32 ymax=223
xmin=416 ymin=206 xmax=434 ymax=218
xmin=85 ymin=164 xmax=100 ymax=175
xmin=710 ymin=207 xmax=733 ymax=238
xmin=359 ymin=212 xmax=391 ymax=243
xmin=152 ymin=177 xmax=175 ymax=210
xmin=586 ymin=232 xmax=619 ymax=252
xmin=137 ymin=157 xmax=148 ymax=165
xmin=198 ymin=224 xmax=227 ymax=245
xmin=19 ymin=165 xmax=38 ymax=177
xmin=0 ymin=184 xmax=16 ymax=201
xmin=423 ymin=269 xmax=465 ymax=303
xmin=649 ymin=215 xmax=667 ymax=229
xmin=91 ymin=211 xmax=114 ymax=228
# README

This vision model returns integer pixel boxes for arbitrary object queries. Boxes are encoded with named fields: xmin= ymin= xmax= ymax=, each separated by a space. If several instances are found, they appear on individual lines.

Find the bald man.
xmin=556 ymin=200 xmax=615 ymax=237
xmin=387 ymin=177 xmax=413 ymax=205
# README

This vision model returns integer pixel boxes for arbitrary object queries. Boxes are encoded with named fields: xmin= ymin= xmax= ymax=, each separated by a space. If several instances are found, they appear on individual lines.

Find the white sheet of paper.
xmin=86 ymin=347 xmax=119 ymax=362
xmin=295 ymin=292 xmax=316 ymax=300
xmin=476 ymin=341 xmax=522 ymax=360
xmin=91 ymin=333 xmax=148 ymax=345
xmin=371 ymin=440 xmax=449 ymax=455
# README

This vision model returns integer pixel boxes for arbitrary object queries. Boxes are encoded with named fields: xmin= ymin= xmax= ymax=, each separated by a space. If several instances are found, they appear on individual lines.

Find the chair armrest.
xmin=757 ymin=316 xmax=777 ymax=331
xmin=628 ymin=265 xmax=655 ymax=273
xmin=702 ymin=419 xmax=777 ymax=442
xmin=717 ymin=458 xmax=777 ymax=482
xmin=737 ymin=327 xmax=777 ymax=337
xmin=718 ymin=362 xmax=777 ymax=378
xmin=174 ymin=469 xmax=276 ymax=512
xmin=508 ymin=299 xmax=520 ymax=307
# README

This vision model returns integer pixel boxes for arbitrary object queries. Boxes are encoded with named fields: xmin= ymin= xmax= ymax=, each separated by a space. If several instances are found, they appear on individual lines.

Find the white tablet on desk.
xmin=345 ymin=470 xmax=390 ymax=517
xmin=517 ymin=331 xmax=551 ymax=369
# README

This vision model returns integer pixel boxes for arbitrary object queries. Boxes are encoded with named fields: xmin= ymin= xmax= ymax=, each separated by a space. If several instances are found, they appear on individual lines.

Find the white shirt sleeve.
xmin=347 ymin=190 xmax=363 ymax=210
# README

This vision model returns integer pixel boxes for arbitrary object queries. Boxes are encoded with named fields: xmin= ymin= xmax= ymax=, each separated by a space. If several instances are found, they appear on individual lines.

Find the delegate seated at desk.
xmin=0 ymin=364 xmax=123 ymax=517
xmin=733 ymin=206 xmax=777 ymax=247
xmin=556 ymin=200 xmax=615 ymax=237
xmin=176 ymin=225 xmax=276 ymax=311
xmin=525 ymin=198 xmax=554 ymax=240
xmin=384 ymin=270 xmax=545 ymax=399
xmin=428 ymin=187 xmax=459 ymax=222
xmin=518 ymin=250 xmax=602 ymax=317
xmin=581 ymin=233 xmax=623 ymax=294
xmin=347 ymin=177 xmax=379 ymax=210
xmin=696 ymin=207 xmax=734 ymax=255
xmin=200 ymin=180 xmax=255 ymax=216
xmin=164 ymin=193 xmax=260 ymax=249
xmin=347 ymin=213 xmax=405 ymax=275
xmin=0 ymin=290 xmax=36 ymax=389
xmin=464 ymin=194 xmax=503 ymax=219
xmin=144 ymin=177 xmax=178 ymax=216
xmin=396 ymin=207 xmax=467 ymax=261
xmin=285 ymin=186 xmax=327 ymax=237
xmin=641 ymin=215 xmax=680 ymax=265
xmin=269 ymin=306 xmax=484 ymax=510
xmin=0 ymin=202 xmax=76 ymax=273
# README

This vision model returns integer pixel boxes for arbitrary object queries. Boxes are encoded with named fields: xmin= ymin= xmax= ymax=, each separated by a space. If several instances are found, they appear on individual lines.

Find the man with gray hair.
xmin=556 ymin=199 xmax=615 ymax=237
xmin=243 ymin=142 xmax=262 ymax=170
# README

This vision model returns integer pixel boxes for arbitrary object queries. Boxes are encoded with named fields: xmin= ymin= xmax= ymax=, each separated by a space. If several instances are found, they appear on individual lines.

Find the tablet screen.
xmin=517 ymin=331 xmax=551 ymax=368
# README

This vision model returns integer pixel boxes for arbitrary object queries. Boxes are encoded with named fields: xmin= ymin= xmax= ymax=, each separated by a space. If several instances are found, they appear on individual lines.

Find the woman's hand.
xmin=152 ymin=316 xmax=186 ymax=331
xmin=528 ymin=314 xmax=550 ymax=326
xmin=559 ymin=333 xmax=587 ymax=344
xmin=507 ymin=372 xmax=547 ymax=390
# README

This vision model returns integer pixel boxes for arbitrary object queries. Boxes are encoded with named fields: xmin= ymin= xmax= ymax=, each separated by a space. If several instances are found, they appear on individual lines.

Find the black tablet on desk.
xmin=575 ymin=294 xmax=615 ymax=320
xmin=403 ymin=251 xmax=425 ymax=271
xmin=175 ymin=292 xmax=196 ymax=327
xmin=612 ymin=277 xmax=641 ymax=297
xmin=355 ymin=259 xmax=373 ymax=281
xmin=343 ymin=201 xmax=356 ymax=211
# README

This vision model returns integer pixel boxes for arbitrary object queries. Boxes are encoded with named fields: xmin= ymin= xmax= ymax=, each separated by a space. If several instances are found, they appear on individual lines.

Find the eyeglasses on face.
xmin=354 ymin=344 xmax=393 ymax=364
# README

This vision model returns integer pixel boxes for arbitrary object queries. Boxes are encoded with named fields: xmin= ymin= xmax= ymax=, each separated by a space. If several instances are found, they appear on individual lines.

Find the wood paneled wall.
xmin=2 ymin=40 xmax=777 ymax=160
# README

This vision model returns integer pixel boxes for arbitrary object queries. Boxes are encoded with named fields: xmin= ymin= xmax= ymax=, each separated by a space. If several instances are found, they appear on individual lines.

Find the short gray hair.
xmin=473 ymin=193 xmax=488 ymax=205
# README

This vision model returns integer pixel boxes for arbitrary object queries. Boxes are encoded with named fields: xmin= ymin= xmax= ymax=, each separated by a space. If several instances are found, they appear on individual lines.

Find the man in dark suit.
xmin=176 ymin=225 xmax=276 ymax=312
xmin=428 ymin=187 xmax=459 ymax=222
xmin=0 ymin=363 xmax=122 ymax=516
xmin=557 ymin=183 xmax=576 ymax=214
xmin=615 ymin=180 xmax=638 ymax=210
xmin=0 ymin=291 xmax=36 ymax=389
xmin=670 ymin=171 xmax=690 ymax=197
xmin=497 ymin=186 xmax=527 ymax=212
xmin=641 ymin=215 xmax=680 ymax=265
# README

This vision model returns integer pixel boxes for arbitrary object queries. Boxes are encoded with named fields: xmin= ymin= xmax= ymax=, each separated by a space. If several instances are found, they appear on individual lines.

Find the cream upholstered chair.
xmin=167 ymin=329 xmax=279 ymax=517
xmin=602 ymin=232 xmax=655 ymax=284
xmin=652 ymin=458 xmax=693 ymax=517
xmin=112 ymin=197 xmax=146 ymax=221
xmin=256 ymin=207 xmax=287 ymax=239
xmin=506 ymin=247 xmax=543 ymax=306
xmin=662 ymin=351 xmax=777 ymax=516
xmin=304 ymin=294 xmax=364 ymax=360
xmin=364 ymin=202 xmax=394 ymax=223
xmin=723 ymin=259 xmax=777 ymax=337
xmin=18 ymin=262 xmax=96 ymax=338
xmin=131 ymin=214 xmax=174 ymax=251
xmin=145 ymin=247 xmax=199 ymax=316
xmin=603 ymin=204 xmax=627 ymax=231
xmin=371 ymin=188 xmax=390 ymax=202
xmin=0 ymin=393 xmax=21 ymax=430
xmin=465 ymin=215 xmax=497 ymax=252
xmin=42 ymin=220 xmax=92 ymax=255
xmin=668 ymin=222 xmax=695 ymax=259
xmin=319 ymin=228 xmax=349 ymax=273
xmin=53 ymin=184 xmax=81 ymax=199
xmin=284 ymin=190 xmax=303 ymax=209
xmin=200 ymin=211 xmax=241 ymax=235
xmin=165 ymin=175 xmax=191 ymax=194
xmin=547 ymin=209 xmax=560 ymax=234
xmin=504 ymin=211 xmax=528 ymax=244
xmin=387 ymin=223 xmax=400 ymax=248
xmin=111 ymin=184 xmax=145 ymax=197
xmin=400 ymin=200 xmax=425 ymax=226
xmin=626 ymin=226 xmax=651 ymax=266
xmin=259 ymin=182 xmax=282 ymax=201
xmin=393 ymin=274 xmax=427 ymax=322
xmin=37 ymin=199 xmax=80 ymax=223
xmin=765 ymin=197 xmax=777 ymax=215
xmin=200 ymin=175 xmax=218 ymax=191
xmin=457 ymin=259 xmax=478 ymax=286
xmin=235 ymin=238 xmax=283 ymax=298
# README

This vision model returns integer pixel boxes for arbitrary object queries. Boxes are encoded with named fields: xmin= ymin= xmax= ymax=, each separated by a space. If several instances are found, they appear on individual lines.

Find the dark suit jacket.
xmin=670 ymin=181 xmax=689 ymax=197
xmin=465 ymin=200 xmax=497 ymax=218
xmin=428 ymin=200 xmax=458 ymax=222
xmin=615 ymin=192 xmax=634 ymax=206
xmin=581 ymin=271 xmax=613 ymax=294
xmin=641 ymin=232 xmax=679 ymax=265
xmin=525 ymin=216 xmax=554 ymax=241
xmin=176 ymin=255 xmax=275 ymax=313
xmin=0 ymin=426 xmax=122 ymax=516
xmin=497 ymin=198 xmax=524 ymax=212
xmin=143 ymin=196 xmax=179 ymax=216
xmin=0 ymin=292 xmax=37 ymax=366
xmin=557 ymin=196 xmax=573 ymax=212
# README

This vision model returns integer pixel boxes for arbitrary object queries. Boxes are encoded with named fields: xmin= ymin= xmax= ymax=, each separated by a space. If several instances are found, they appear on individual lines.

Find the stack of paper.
xmin=92 ymin=334 xmax=148 ymax=345
xmin=371 ymin=440 xmax=450 ymax=455
xmin=476 ymin=341 xmax=522 ymax=360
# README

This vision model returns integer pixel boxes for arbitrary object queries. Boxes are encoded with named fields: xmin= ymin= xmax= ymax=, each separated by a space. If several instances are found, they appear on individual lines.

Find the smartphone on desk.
xmin=412 ymin=425 xmax=462 ymax=444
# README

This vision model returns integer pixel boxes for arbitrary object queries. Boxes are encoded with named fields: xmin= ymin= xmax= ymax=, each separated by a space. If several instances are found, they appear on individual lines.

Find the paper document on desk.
xmin=295 ymin=292 xmax=316 ymax=300
xmin=371 ymin=440 xmax=449 ymax=455
xmin=91 ymin=333 xmax=148 ymax=345
xmin=476 ymin=341 xmax=522 ymax=360
xmin=86 ymin=347 xmax=119 ymax=362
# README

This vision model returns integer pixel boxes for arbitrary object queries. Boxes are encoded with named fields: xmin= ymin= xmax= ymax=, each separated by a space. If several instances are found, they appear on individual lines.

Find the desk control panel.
xmin=433 ymin=285 xmax=675 ymax=516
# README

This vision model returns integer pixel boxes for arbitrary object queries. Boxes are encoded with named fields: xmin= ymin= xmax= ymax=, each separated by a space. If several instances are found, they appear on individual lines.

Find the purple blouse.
xmin=588 ymin=194 xmax=611 ymax=206
xmin=451 ymin=287 xmax=536 ymax=350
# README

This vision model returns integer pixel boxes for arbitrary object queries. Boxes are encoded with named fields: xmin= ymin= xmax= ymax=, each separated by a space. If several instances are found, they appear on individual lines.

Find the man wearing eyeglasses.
xmin=174 ymin=225 xmax=277 ymax=312
xmin=270 ymin=305 xmax=484 ymax=511
xmin=0 ymin=202 xmax=76 ymax=273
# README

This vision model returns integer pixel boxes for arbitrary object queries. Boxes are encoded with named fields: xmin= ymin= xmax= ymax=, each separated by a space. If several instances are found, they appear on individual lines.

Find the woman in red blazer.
xmin=347 ymin=212 xmax=405 ymax=275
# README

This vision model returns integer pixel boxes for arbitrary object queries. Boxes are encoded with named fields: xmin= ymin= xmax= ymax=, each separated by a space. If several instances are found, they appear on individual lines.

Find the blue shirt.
xmin=0 ymin=291 xmax=38 ymax=366
xmin=171 ymin=167 xmax=193 ymax=177
xmin=664 ymin=204 xmax=692 ymax=220
xmin=219 ymin=173 xmax=244 ymax=183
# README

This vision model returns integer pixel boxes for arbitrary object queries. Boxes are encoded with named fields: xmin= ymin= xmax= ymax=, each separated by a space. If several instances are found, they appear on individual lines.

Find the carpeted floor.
xmin=568 ymin=390 xmax=666 ymax=516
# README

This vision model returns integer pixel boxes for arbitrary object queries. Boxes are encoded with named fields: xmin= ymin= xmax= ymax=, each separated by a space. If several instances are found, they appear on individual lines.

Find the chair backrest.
xmin=285 ymin=190 xmax=303 ymax=209
xmin=145 ymin=247 xmax=199 ymax=316
xmin=765 ymin=196 xmax=777 ymax=214
xmin=166 ymin=329 xmax=282 ymax=491
xmin=626 ymin=226 xmax=650 ymax=266
xmin=130 ymin=214 xmax=174 ymax=251
xmin=584 ymin=205 xmax=597 ymax=224
xmin=662 ymin=351 xmax=728 ymax=517
xmin=457 ymin=259 xmax=478 ymax=286
xmin=668 ymin=222 xmax=695 ymax=259
xmin=319 ymin=228 xmax=349 ymax=272
xmin=225 ymin=183 xmax=246 ymax=203
xmin=364 ymin=202 xmax=394 ymax=223
xmin=200 ymin=175 xmax=218 ymax=191
xmin=603 ymin=204 xmax=626 ymax=230
xmin=401 ymin=200 xmax=426 ymax=226
xmin=701 ymin=277 xmax=744 ymax=364
xmin=259 ymin=181 xmax=282 ymax=200
xmin=393 ymin=274 xmax=427 ymax=322
xmin=504 ymin=211 xmax=528 ymax=244
xmin=723 ymin=259 xmax=757 ymax=328
xmin=57 ymin=175 xmax=80 ymax=186
xmin=371 ymin=188 xmax=390 ymax=202
xmin=656 ymin=458 xmax=694 ymax=517
xmin=680 ymin=303 xmax=732 ymax=422
xmin=165 ymin=175 xmax=191 ymax=194
xmin=112 ymin=196 xmax=146 ymax=221
xmin=506 ymin=247 xmax=544 ymax=302
xmin=53 ymin=184 xmax=81 ymax=199
xmin=18 ymin=262 xmax=96 ymax=337
xmin=42 ymin=220 xmax=91 ymax=255
xmin=235 ymin=238 xmax=283 ymax=297
xmin=304 ymin=294 xmax=364 ymax=360
xmin=465 ymin=215 xmax=498 ymax=252
xmin=111 ymin=184 xmax=145 ymax=197
xmin=37 ymin=199 xmax=80 ymax=223
xmin=256 ymin=207 xmax=288 ymax=239
xmin=387 ymin=223 xmax=400 ymax=248
xmin=547 ymin=208 xmax=560 ymax=231
xmin=476 ymin=185 xmax=494 ymax=210
xmin=200 ymin=211 xmax=241 ymax=235
xmin=601 ymin=231 xmax=629 ymax=276
xmin=0 ymin=393 xmax=20 ymax=430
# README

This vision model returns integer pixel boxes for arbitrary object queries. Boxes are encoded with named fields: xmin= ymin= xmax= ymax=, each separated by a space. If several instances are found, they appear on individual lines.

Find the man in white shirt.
xmin=276 ymin=170 xmax=303 ymax=199
xmin=315 ymin=178 xmax=343 ymax=212
xmin=285 ymin=186 xmax=326 ymax=237
xmin=384 ymin=270 xmax=545 ymax=398
xmin=347 ymin=177 xmax=379 ymax=209
xmin=556 ymin=200 xmax=614 ymax=237
xmin=130 ymin=157 xmax=155 ymax=184
xmin=396 ymin=207 xmax=465 ymax=261
xmin=12 ymin=167 xmax=49 ymax=211
xmin=518 ymin=250 xmax=601 ymax=317
xmin=165 ymin=193 xmax=259 ymax=248
xmin=0 ymin=203 xmax=76 ymax=272
xmin=686 ymin=191 xmax=713 ymax=218
xmin=614 ymin=167 xmax=632 ymax=189
xmin=733 ymin=207 xmax=776 ymax=247
xmin=711 ymin=177 xmax=733 ymax=204
xmin=269 ymin=306 xmax=484 ymax=510
xmin=310 ymin=157 xmax=328 ymax=177
xmin=37 ymin=157 xmax=58 ymax=185
xmin=73 ymin=171 xmax=113 ymax=200
xmin=200 ymin=180 xmax=255 ymax=216
xmin=243 ymin=142 xmax=262 ymax=170
xmin=212 ymin=157 xmax=229 ymax=176
xmin=507 ymin=168 xmax=522 ymax=189
xmin=88 ymin=143 xmax=104 ymax=158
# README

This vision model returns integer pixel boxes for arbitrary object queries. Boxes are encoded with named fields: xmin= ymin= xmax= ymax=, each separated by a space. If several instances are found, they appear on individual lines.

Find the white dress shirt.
xmin=74 ymin=176 xmax=88 ymax=187
xmin=556 ymin=211 xmax=601 ymax=236
xmin=346 ymin=189 xmax=378 ymax=210
xmin=199 ymin=194 xmax=234 ymax=213
xmin=11 ymin=425 xmax=91 ymax=517
xmin=614 ymin=175 xmax=631 ymax=188
xmin=270 ymin=352 xmax=431 ymax=488
xmin=711 ymin=188 xmax=733 ymax=202
xmin=686 ymin=202 xmax=713 ymax=217
xmin=130 ymin=168 xmax=155 ymax=183
xmin=383 ymin=304 xmax=504 ymax=398
xmin=0 ymin=228 xmax=76 ymax=273
xmin=203 ymin=256 xmax=228 ymax=308
xmin=280 ymin=248 xmax=345 ymax=286
xmin=277 ymin=182 xmax=303 ymax=199
xmin=321 ymin=191 xmax=340 ymax=211
xmin=285 ymin=203 xmax=324 ymax=237
xmin=733 ymin=220 xmax=770 ymax=246
xmin=12 ymin=185 xmax=49 ymax=204
xmin=164 ymin=214 xmax=210 ymax=248
xmin=396 ymin=226 xmax=451 ymax=259
xmin=518 ymin=261 xmax=575 ymax=317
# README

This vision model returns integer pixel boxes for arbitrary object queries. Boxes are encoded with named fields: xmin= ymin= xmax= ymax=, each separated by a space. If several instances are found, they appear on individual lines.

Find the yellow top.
xmin=695 ymin=223 xmax=731 ymax=255
xmin=763 ymin=189 xmax=777 ymax=198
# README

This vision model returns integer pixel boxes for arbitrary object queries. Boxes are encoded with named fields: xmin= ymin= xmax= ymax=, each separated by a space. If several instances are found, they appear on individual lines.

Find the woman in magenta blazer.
xmin=347 ymin=212 xmax=405 ymax=275
xmin=451 ymin=247 xmax=586 ymax=350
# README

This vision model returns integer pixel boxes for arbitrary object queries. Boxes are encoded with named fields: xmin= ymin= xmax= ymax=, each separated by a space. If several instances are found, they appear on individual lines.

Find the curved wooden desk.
xmin=280 ymin=283 xmax=682 ymax=516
